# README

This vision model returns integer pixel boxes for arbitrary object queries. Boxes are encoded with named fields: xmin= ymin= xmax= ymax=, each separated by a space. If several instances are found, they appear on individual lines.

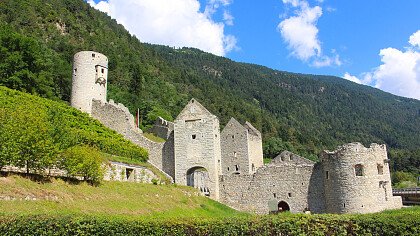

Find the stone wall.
xmin=244 ymin=121 xmax=264 ymax=173
xmin=219 ymin=151 xmax=322 ymax=214
xmin=104 ymin=161 xmax=160 ymax=183
xmin=320 ymin=143 xmax=402 ymax=214
xmin=149 ymin=117 xmax=174 ymax=140
xmin=91 ymin=99 xmax=174 ymax=181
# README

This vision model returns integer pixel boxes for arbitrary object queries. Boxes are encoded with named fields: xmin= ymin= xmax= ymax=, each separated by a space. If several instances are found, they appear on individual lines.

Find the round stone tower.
xmin=71 ymin=51 xmax=108 ymax=114
xmin=320 ymin=142 xmax=397 ymax=214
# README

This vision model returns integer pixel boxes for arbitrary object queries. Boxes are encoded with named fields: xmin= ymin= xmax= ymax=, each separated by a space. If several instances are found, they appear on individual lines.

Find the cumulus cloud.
xmin=343 ymin=30 xmax=420 ymax=100
xmin=87 ymin=0 xmax=236 ymax=56
xmin=278 ymin=0 xmax=341 ymax=67
xmin=343 ymin=72 xmax=362 ymax=84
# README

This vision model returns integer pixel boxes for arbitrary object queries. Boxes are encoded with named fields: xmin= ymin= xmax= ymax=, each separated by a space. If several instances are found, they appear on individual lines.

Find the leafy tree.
xmin=60 ymin=145 xmax=104 ymax=183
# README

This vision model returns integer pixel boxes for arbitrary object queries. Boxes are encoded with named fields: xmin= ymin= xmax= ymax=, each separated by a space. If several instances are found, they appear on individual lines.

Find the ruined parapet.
xmin=91 ymin=100 xmax=175 ymax=182
xmin=71 ymin=51 xmax=108 ymax=114
xmin=174 ymin=99 xmax=221 ymax=200
xmin=148 ymin=116 xmax=174 ymax=140
xmin=320 ymin=142 xmax=402 ymax=214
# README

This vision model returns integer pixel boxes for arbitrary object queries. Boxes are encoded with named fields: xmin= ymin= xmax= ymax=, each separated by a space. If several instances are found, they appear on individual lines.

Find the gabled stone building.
xmin=221 ymin=117 xmax=263 ymax=175
xmin=173 ymin=99 xmax=221 ymax=200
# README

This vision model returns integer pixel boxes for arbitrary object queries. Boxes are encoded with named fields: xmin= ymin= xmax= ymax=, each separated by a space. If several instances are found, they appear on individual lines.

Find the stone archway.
xmin=186 ymin=167 xmax=210 ymax=196
xmin=277 ymin=201 xmax=290 ymax=212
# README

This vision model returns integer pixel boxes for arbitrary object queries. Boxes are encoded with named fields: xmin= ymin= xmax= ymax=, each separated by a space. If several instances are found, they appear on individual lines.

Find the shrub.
xmin=60 ymin=145 xmax=104 ymax=183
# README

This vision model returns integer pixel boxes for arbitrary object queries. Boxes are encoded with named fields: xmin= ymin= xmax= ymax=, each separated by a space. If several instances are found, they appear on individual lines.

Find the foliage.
xmin=0 ymin=0 xmax=419 ymax=176
xmin=0 ymin=86 xmax=148 ymax=176
xmin=60 ymin=145 xmax=104 ymax=183
xmin=142 ymin=133 xmax=166 ymax=143
xmin=0 ymin=207 xmax=420 ymax=235
xmin=392 ymin=171 xmax=418 ymax=188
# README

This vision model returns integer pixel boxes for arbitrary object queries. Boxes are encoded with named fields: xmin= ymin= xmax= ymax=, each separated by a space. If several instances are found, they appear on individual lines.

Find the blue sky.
xmin=88 ymin=0 xmax=420 ymax=100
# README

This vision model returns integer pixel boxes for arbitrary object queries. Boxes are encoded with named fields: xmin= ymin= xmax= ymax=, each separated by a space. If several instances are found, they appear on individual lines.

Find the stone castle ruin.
xmin=71 ymin=51 xmax=402 ymax=214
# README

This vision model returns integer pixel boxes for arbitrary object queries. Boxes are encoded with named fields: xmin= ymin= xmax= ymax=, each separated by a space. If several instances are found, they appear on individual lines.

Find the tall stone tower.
xmin=174 ymin=99 xmax=221 ymax=200
xmin=320 ymin=143 xmax=402 ymax=214
xmin=220 ymin=118 xmax=263 ymax=175
xmin=71 ymin=51 xmax=108 ymax=114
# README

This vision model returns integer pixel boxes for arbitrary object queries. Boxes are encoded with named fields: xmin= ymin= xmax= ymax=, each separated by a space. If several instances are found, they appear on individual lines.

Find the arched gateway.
xmin=174 ymin=99 xmax=221 ymax=200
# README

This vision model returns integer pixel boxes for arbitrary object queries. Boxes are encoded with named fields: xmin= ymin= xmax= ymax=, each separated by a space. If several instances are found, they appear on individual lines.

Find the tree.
xmin=60 ymin=145 xmax=104 ymax=184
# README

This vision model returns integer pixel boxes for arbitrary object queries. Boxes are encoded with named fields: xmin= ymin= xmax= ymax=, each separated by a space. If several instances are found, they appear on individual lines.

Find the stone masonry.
xmin=221 ymin=117 xmax=263 ymax=175
xmin=173 ymin=99 xmax=221 ymax=200
xmin=70 ymin=51 xmax=402 ymax=214
xmin=71 ymin=51 xmax=108 ymax=114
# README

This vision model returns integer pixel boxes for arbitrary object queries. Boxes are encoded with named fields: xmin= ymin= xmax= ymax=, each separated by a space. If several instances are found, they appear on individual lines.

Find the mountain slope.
xmin=0 ymin=0 xmax=419 ymax=174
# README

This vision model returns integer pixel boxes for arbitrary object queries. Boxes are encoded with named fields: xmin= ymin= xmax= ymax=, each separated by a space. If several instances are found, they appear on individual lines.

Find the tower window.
xmin=101 ymin=68 xmax=104 ymax=73
xmin=192 ymin=134 xmax=196 ymax=139
xmin=252 ymin=163 xmax=255 ymax=172
xmin=288 ymin=193 xmax=292 ymax=198
xmin=235 ymin=165 xmax=239 ymax=171
xmin=377 ymin=164 xmax=384 ymax=175
xmin=232 ymin=135 xmax=234 ymax=139
xmin=355 ymin=164 xmax=364 ymax=176
xmin=325 ymin=171 xmax=329 ymax=179
xmin=92 ymin=53 xmax=95 ymax=57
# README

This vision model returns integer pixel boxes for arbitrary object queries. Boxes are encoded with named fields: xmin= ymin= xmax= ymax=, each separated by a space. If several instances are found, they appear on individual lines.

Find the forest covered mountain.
xmin=0 ymin=0 xmax=419 ymax=177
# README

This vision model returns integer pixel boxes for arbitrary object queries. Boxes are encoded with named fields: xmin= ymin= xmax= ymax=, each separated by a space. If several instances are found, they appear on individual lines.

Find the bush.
xmin=60 ymin=145 xmax=104 ymax=183
xmin=0 ymin=209 xmax=420 ymax=236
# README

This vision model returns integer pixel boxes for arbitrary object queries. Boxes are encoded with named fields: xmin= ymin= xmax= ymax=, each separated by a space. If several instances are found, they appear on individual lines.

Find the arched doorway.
xmin=277 ymin=201 xmax=290 ymax=212
xmin=186 ymin=167 xmax=210 ymax=196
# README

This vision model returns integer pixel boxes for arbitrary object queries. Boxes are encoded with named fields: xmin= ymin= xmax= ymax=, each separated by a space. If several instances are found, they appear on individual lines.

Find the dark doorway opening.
xmin=277 ymin=201 xmax=290 ymax=212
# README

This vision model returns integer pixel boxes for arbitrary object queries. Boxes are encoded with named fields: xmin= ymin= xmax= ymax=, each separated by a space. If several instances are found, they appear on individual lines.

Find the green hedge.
xmin=0 ymin=212 xmax=419 ymax=236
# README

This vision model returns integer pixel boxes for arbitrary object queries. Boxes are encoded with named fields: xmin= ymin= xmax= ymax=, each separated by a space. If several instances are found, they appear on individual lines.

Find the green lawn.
xmin=0 ymin=174 xmax=241 ymax=219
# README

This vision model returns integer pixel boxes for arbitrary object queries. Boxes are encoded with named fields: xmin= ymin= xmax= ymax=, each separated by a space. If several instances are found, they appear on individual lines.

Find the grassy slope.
xmin=0 ymin=174 xmax=241 ymax=219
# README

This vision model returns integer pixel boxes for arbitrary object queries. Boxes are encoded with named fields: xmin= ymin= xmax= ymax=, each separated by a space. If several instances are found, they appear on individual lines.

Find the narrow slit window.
xmin=377 ymin=164 xmax=384 ymax=175
xmin=325 ymin=171 xmax=329 ymax=179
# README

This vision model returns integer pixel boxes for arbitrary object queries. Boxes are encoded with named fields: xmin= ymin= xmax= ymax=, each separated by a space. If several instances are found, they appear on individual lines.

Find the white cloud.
xmin=343 ymin=72 xmax=362 ymax=84
xmin=223 ymin=10 xmax=234 ymax=26
xmin=409 ymin=30 xmax=420 ymax=48
xmin=87 ymin=0 xmax=236 ymax=56
xmin=278 ymin=0 xmax=340 ymax=67
xmin=344 ymin=30 xmax=420 ymax=100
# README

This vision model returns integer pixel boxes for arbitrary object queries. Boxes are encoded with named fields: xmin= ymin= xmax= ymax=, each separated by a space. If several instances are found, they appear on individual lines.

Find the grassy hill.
xmin=0 ymin=174 xmax=239 ymax=218
xmin=0 ymin=0 xmax=419 ymax=176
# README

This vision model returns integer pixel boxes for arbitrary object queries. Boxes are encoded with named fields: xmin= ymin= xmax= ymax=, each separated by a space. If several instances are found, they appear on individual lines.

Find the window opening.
xmin=355 ymin=164 xmax=364 ymax=176
xmin=325 ymin=171 xmax=329 ymax=179
xmin=288 ymin=193 xmax=292 ymax=198
xmin=377 ymin=164 xmax=384 ymax=175
xmin=235 ymin=165 xmax=239 ymax=171
xmin=92 ymin=53 xmax=95 ymax=57
xmin=192 ymin=134 xmax=196 ymax=139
